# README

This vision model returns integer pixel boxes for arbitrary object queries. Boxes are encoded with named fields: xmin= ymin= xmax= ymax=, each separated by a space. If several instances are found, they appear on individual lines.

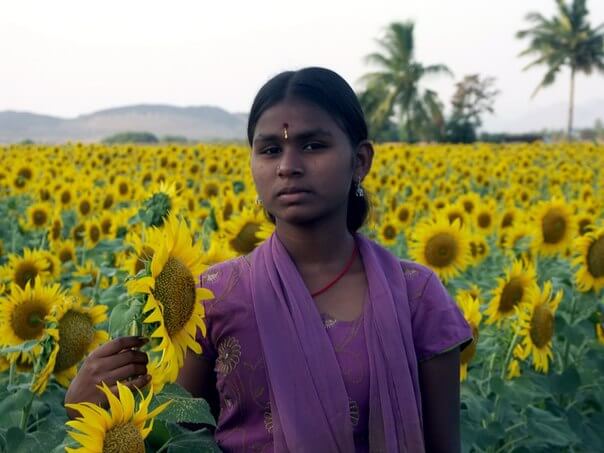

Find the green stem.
xmin=501 ymin=330 xmax=519 ymax=381
xmin=20 ymin=392 xmax=35 ymax=431
xmin=8 ymin=360 xmax=16 ymax=387
xmin=562 ymin=294 xmax=579 ymax=371
xmin=494 ymin=435 xmax=529 ymax=453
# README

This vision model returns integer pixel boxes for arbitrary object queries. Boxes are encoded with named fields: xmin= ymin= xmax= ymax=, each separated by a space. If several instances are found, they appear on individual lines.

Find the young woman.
xmin=65 ymin=67 xmax=473 ymax=452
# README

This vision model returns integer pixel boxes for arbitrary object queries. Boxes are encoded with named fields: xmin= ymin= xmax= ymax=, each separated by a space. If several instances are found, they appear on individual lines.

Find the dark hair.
xmin=247 ymin=67 xmax=372 ymax=233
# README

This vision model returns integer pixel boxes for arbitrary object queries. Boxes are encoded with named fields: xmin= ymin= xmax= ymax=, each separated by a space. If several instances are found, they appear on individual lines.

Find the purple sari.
xmin=197 ymin=231 xmax=473 ymax=452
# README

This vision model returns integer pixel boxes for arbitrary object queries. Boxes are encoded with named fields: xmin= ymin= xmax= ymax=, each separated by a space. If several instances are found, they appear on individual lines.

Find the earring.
xmin=355 ymin=177 xmax=364 ymax=197
xmin=255 ymin=195 xmax=263 ymax=205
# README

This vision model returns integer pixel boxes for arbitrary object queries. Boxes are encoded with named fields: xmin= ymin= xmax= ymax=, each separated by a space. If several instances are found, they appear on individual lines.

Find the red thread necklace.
xmin=310 ymin=242 xmax=358 ymax=297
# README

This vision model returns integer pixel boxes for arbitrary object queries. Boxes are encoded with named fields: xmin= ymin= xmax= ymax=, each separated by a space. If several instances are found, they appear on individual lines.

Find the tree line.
xmin=357 ymin=0 xmax=604 ymax=143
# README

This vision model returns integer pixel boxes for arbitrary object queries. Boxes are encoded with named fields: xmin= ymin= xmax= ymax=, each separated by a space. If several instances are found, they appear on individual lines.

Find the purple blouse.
xmin=196 ymin=256 xmax=472 ymax=452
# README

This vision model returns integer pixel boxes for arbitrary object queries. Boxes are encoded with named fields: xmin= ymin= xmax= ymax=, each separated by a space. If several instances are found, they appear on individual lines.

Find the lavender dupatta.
xmin=250 ymin=231 xmax=425 ymax=452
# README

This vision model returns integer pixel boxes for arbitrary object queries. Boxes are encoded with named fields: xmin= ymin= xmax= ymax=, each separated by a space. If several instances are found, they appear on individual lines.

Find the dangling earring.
xmin=355 ymin=176 xmax=364 ymax=197
xmin=255 ymin=195 xmax=263 ymax=205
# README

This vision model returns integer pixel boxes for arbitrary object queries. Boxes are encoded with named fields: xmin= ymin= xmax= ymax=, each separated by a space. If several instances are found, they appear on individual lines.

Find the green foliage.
xmin=102 ymin=131 xmax=159 ymax=144
xmin=516 ymin=0 xmax=604 ymax=138
xmin=359 ymin=21 xmax=453 ymax=143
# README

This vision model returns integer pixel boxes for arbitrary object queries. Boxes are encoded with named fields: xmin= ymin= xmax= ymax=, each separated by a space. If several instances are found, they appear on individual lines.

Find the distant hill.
xmin=483 ymin=98 xmax=604 ymax=133
xmin=0 ymin=104 xmax=248 ymax=143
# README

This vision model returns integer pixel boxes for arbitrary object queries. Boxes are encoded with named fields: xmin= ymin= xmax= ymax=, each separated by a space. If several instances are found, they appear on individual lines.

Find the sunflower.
xmin=72 ymin=260 xmax=109 ymax=295
xmin=38 ymin=249 xmax=61 ymax=280
xmin=409 ymin=217 xmax=471 ymax=281
xmin=468 ymin=234 xmax=489 ymax=266
xmin=513 ymin=281 xmax=563 ymax=373
xmin=499 ymin=205 xmax=521 ymax=231
xmin=0 ymin=248 xmax=51 ymax=289
xmin=377 ymin=214 xmax=400 ymax=247
xmin=0 ymin=276 xmax=64 ymax=361
xmin=84 ymin=218 xmax=103 ymax=248
xmin=573 ymin=227 xmax=604 ymax=293
xmin=442 ymin=203 xmax=468 ymax=228
xmin=457 ymin=292 xmax=481 ymax=381
xmin=458 ymin=192 xmax=482 ymax=216
xmin=126 ymin=213 xmax=214 ymax=382
xmin=575 ymin=211 xmax=595 ymax=236
xmin=532 ymin=198 xmax=576 ymax=256
xmin=473 ymin=199 xmax=497 ymax=235
xmin=76 ymin=193 xmax=96 ymax=218
xmin=484 ymin=258 xmax=538 ymax=325
xmin=201 ymin=232 xmax=238 ymax=266
xmin=52 ymin=239 xmax=77 ymax=264
xmin=394 ymin=203 xmax=415 ymax=228
xmin=24 ymin=201 xmax=53 ymax=230
xmin=222 ymin=207 xmax=267 ymax=256
xmin=32 ymin=296 xmax=109 ymax=393
xmin=64 ymin=381 xmax=170 ymax=453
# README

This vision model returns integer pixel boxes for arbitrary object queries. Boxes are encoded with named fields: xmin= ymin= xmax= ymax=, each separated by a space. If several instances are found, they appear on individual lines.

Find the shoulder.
xmin=199 ymin=256 xmax=249 ymax=302
xmin=399 ymin=259 xmax=445 ymax=315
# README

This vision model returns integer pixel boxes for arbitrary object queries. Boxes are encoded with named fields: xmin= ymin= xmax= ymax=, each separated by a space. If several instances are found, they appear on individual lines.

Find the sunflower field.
xmin=0 ymin=141 xmax=603 ymax=452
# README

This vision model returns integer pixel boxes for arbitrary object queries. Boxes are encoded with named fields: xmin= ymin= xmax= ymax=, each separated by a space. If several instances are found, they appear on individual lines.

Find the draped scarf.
xmin=250 ymin=231 xmax=425 ymax=452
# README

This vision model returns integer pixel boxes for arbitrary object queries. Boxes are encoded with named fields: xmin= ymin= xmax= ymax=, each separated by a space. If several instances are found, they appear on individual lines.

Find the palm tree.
xmin=359 ymin=21 xmax=453 ymax=143
xmin=516 ymin=0 xmax=604 ymax=139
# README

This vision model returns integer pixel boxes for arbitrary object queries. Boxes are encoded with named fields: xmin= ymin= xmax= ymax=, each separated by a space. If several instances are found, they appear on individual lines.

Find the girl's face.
xmin=250 ymin=98 xmax=370 ymax=228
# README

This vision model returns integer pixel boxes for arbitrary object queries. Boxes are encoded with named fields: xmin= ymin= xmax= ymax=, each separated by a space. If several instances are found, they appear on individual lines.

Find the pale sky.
xmin=1 ymin=0 xmax=603 ymax=132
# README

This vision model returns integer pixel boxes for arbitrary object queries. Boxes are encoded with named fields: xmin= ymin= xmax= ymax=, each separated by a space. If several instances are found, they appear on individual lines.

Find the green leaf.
xmin=549 ymin=365 xmax=581 ymax=395
xmin=0 ymin=389 xmax=34 ymax=414
xmin=108 ymin=298 xmax=142 ymax=337
xmin=526 ymin=406 xmax=578 ymax=447
xmin=150 ymin=384 xmax=216 ymax=426
xmin=0 ymin=340 xmax=39 ymax=354
xmin=5 ymin=427 xmax=25 ymax=449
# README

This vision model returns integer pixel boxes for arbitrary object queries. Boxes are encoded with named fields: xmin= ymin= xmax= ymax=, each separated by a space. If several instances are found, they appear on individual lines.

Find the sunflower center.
xmin=15 ymin=262 xmax=39 ymax=289
xmin=478 ymin=213 xmax=491 ymax=229
xmin=223 ymin=202 xmax=233 ymax=222
xmin=578 ymin=219 xmax=592 ymax=236
xmin=587 ymin=236 xmax=604 ymax=278
xmin=79 ymin=200 xmax=91 ymax=216
xmin=424 ymin=233 xmax=458 ymax=268
xmin=460 ymin=324 xmax=479 ymax=365
xmin=61 ymin=190 xmax=71 ymax=204
xmin=501 ymin=213 xmax=514 ymax=228
xmin=11 ymin=301 xmax=48 ymax=340
xmin=59 ymin=248 xmax=74 ymax=263
xmin=499 ymin=277 xmax=524 ymax=313
xmin=101 ymin=219 xmax=112 ymax=234
xmin=153 ymin=257 xmax=196 ymax=336
xmin=529 ymin=304 xmax=554 ymax=348
xmin=54 ymin=310 xmax=95 ymax=372
xmin=229 ymin=222 xmax=261 ymax=255
xmin=383 ymin=225 xmax=396 ymax=240
xmin=33 ymin=209 xmax=48 ymax=226
xmin=103 ymin=194 xmax=114 ymax=210
xmin=89 ymin=225 xmax=101 ymax=243
xmin=462 ymin=201 xmax=474 ymax=214
xmin=397 ymin=208 xmax=410 ymax=222
xmin=103 ymin=422 xmax=145 ymax=453
xmin=51 ymin=220 xmax=62 ymax=241
xmin=448 ymin=213 xmax=464 ymax=226
xmin=119 ymin=182 xmax=129 ymax=196
xmin=542 ymin=209 xmax=567 ymax=244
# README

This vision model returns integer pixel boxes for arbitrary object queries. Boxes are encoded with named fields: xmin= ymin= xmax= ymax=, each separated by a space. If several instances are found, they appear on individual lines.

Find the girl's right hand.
xmin=64 ymin=336 xmax=151 ymax=419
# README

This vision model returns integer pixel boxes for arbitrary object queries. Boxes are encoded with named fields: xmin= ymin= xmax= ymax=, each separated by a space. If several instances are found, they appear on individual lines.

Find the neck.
xmin=274 ymin=214 xmax=356 ymax=271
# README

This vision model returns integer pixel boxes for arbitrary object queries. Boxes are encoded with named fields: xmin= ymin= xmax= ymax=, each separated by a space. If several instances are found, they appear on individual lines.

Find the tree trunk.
xmin=567 ymin=66 xmax=575 ymax=141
